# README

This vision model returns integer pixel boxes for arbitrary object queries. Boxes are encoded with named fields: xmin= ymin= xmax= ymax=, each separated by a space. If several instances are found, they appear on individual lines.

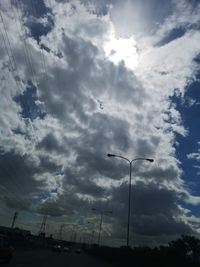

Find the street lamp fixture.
xmin=107 ymin=153 xmax=154 ymax=247
xmin=107 ymin=154 xmax=116 ymax=157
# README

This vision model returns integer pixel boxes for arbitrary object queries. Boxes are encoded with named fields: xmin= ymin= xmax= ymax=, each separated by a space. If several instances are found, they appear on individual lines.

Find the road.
xmin=1 ymin=249 xmax=115 ymax=267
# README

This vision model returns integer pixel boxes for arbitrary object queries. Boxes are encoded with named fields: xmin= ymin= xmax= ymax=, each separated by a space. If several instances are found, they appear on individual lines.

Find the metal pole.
xmin=98 ymin=213 xmax=103 ymax=246
xmin=127 ymin=162 xmax=132 ymax=247
xmin=107 ymin=154 xmax=153 ymax=247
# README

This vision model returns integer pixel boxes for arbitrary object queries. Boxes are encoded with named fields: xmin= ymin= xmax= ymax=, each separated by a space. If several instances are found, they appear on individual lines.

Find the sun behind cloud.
xmin=104 ymin=34 xmax=139 ymax=70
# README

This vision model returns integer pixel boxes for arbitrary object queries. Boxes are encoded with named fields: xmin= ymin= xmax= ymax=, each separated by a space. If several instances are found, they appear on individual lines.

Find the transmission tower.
xmin=58 ymin=224 xmax=65 ymax=240
xmin=38 ymin=215 xmax=47 ymax=237
xmin=11 ymin=211 xmax=18 ymax=228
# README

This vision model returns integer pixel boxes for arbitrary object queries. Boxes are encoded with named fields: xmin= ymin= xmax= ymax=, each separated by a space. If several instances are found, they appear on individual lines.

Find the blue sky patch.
xmin=172 ymin=74 xmax=200 ymax=194
xmin=14 ymin=83 xmax=46 ymax=120
xmin=18 ymin=0 xmax=54 ymax=42
xmin=156 ymin=27 xmax=186 ymax=47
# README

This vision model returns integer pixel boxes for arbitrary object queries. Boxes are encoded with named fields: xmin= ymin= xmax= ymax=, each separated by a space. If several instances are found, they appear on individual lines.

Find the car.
xmin=63 ymin=246 xmax=73 ymax=252
xmin=52 ymin=244 xmax=62 ymax=252
xmin=75 ymin=248 xmax=81 ymax=254
xmin=0 ymin=234 xmax=13 ymax=263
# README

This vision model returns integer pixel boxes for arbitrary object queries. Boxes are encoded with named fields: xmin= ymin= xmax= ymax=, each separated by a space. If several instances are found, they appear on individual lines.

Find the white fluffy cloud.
xmin=188 ymin=142 xmax=200 ymax=162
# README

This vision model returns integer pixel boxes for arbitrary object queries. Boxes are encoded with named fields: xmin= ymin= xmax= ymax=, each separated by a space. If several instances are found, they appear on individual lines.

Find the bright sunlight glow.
xmin=104 ymin=36 xmax=139 ymax=70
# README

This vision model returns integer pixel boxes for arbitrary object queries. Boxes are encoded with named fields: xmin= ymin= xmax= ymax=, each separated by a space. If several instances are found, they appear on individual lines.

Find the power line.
xmin=30 ymin=0 xmax=49 ymax=79
xmin=0 ymin=25 xmax=15 ymax=71
xmin=0 ymin=10 xmax=18 ymax=73
xmin=15 ymin=0 xmax=37 ymax=83
xmin=0 ymin=9 xmax=24 ymax=97
xmin=8 ymin=0 xmax=34 ymax=118
xmin=12 ymin=0 xmax=34 ymax=79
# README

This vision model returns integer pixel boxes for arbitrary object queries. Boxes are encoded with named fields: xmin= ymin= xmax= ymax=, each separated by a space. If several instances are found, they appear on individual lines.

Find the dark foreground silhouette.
xmin=87 ymin=235 xmax=200 ymax=267
xmin=1 ymin=226 xmax=200 ymax=266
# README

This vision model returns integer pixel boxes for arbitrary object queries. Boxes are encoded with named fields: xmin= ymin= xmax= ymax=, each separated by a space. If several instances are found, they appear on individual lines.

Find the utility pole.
xmin=58 ymin=224 xmax=65 ymax=240
xmin=38 ymin=215 xmax=47 ymax=237
xmin=98 ymin=214 xmax=103 ymax=246
xmin=11 ymin=211 xmax=18 ymax=228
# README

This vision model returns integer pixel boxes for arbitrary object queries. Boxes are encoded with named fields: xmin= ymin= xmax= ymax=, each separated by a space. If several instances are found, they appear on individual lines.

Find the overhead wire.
xmin=22 ymin=0 xmax=49 ymax=144
xmin=0 ymin=10 xmax=18 ymax=74
xmin=15 ymin=0 xmax=37 ymax=84
xmin=12 ymin=0 xmax=35 ymax=81
xmin=9 ymin=0 xmax=33 ymax=118
xmin=11 ymin=1 xmax=29 ymax=72
xmin=30 ymin=0 xmax=49 ymax=80
xmin=0 ymin=10 xmax=22 ymax=93
xmin=12 ymin=0 xmax=46 ymax=133
xmin=0 ymin=3 xmax=36 ymax=199
xmin=0 ymin=0 xmax=52 ymax=209
xmin=0 ymin=25 xmax=15 ymax=72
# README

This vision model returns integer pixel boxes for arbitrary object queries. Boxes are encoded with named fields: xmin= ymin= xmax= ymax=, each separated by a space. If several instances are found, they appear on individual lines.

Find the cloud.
xmin=187 ymin=142 xmax=200 ymax=162
xmin=0 ymin=0 xmax=200 ymax=246
xmin=0 ymin=150 xmax=44 ymax=210
xmin=187 ymin=142 xmax=200 ymax=177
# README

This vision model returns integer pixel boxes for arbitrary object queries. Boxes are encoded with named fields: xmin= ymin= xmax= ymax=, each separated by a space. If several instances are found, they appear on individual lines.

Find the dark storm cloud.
xmin=109 ymin=181 xmax=193 ymax=238
xmin=3 ymin=195 xmax=31 ymax=211
xmin=0 ymin=151 xmax=44 ymax=210
xmin=0 ymin=147 xmax=65 ymax=212
xmin=75 ymin=147 xmax=128 ymax=180
xmin=37 ymin=200 xmax=69 ymax=217
xmin=37 ymin=186 xmax=92 ymax=217
xmin=64 ymin=167 xmax=106 ymax=198
xmin=135 ymin=213 xmax=192 ymax=236
xmin=132 ymin=182 xmax=180 ymax=216
xmin=38 ymin=155 xmax=62 ymax=172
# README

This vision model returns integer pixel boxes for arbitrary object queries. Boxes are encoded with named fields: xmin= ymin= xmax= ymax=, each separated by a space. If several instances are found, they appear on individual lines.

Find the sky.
xmin=0 ymin=0 xmax=200 ymax=247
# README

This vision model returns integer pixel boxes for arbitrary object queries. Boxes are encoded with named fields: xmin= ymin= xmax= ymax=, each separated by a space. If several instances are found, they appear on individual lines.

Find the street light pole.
xmin=98 ymin=213 xmax=103 ymax=246
xmin=92 ymin=208 xmax=113 ymax=246
xmin=127 ymin=161 xmax=132 ymax=248
xmin=107 ymin=154 xmax=154 ymax=247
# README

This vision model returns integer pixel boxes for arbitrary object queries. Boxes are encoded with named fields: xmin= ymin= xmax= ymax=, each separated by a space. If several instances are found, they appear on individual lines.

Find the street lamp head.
xmin=146 ymin=158 xmax=154 ymax=162
xmin=107 ymin=153 xmax=116 ymax=157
